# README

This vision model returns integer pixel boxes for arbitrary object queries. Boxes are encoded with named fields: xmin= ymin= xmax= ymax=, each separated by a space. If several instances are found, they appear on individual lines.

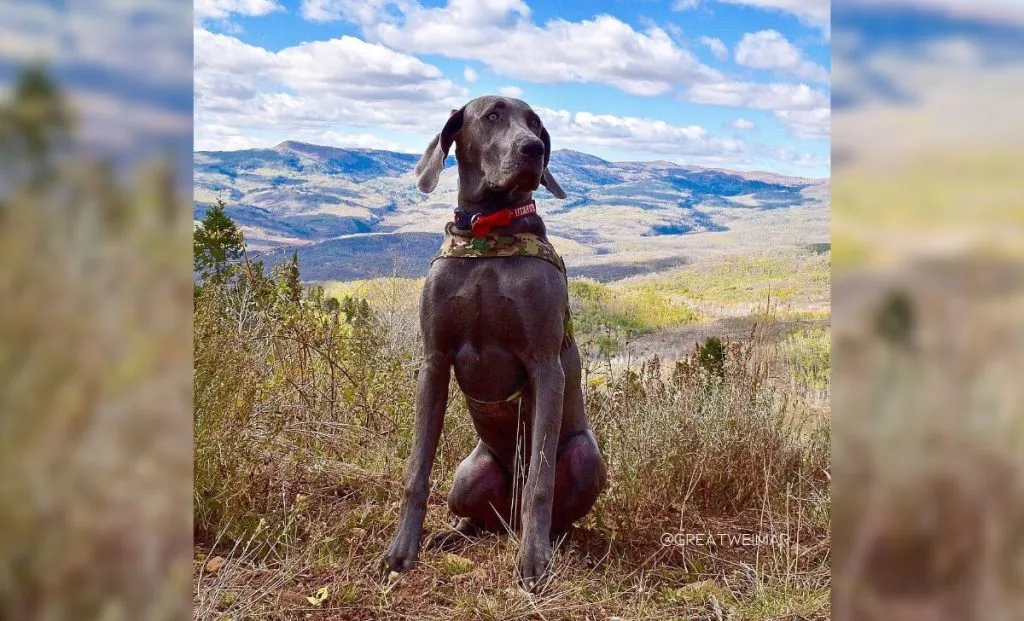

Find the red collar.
xmin=466 ymin=200 xmax=537 ymax=238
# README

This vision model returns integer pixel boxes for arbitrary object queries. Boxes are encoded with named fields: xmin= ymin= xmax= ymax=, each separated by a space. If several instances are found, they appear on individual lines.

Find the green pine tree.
xmin=272 ymin=251 xmax=302 ymax=309
xmin=286 ymin=251 xmax=302 ymax=304
xmin=341 ymin=296 xmax=358 ymax=323
xmin=193 ymin=197 xmax=245 ymax=284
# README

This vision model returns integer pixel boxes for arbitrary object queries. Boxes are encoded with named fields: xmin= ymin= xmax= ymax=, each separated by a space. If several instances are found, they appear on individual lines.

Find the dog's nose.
xmin=519 ymin=140 xmax=545 ymax=159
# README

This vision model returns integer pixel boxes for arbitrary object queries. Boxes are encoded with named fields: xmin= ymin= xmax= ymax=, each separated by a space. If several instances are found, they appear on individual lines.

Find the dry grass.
xmin=193 ymin=267 xmax=830 ymax=620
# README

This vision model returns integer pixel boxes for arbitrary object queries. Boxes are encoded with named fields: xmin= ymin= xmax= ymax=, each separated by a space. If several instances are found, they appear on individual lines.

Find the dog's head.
xmin=414 ymin=96 xmax=566 ymax=201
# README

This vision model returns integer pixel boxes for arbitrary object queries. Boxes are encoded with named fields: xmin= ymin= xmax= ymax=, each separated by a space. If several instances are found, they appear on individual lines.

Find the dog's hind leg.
xmin=550 ymin=430 xmax=606 ymax=534
xmin=442 ymin=441 xmax=514 ymax=535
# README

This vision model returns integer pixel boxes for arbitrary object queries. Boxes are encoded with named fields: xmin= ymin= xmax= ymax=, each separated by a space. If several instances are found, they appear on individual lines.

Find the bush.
xmin=193 ymin=258 xmax=421 ymax=551
xmin=697 ymin=335 xmax=726 ymax=378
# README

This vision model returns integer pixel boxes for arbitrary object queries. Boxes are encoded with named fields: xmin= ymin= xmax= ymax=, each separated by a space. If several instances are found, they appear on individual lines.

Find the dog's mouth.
xmin=492 ymin=158 xmax=543 ymax=191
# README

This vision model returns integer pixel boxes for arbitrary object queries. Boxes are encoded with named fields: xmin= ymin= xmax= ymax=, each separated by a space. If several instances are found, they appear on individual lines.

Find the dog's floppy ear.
xmin=539 ymin=127 xmax=567 ymax=199
xmin=415 ymin=107 xmax=464 ymax=193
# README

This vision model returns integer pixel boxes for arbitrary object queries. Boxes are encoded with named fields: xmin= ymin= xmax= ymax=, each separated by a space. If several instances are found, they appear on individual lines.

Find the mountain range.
xmin=194 ymin=141 xmax=829 ymax=282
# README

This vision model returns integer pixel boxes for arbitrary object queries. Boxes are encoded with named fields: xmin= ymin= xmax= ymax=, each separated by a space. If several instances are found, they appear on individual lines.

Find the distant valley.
xmin=194 ymin=141 xmax=829 ymax=282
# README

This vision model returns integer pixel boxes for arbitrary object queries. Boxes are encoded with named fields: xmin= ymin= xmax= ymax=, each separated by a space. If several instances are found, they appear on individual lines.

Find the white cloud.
xmin=315 ymin=131 xmax=407 ymax=151
xmin=190 ymin=2 xmax=828 ymax=173
xmin=672 ymin=0 xmax=700 ymax=9
xmin=0 ymin=2 xmax=60 ymax=62
xmin=536 ymin=107 xmax=746 ymax=158
xmin=195 ymin=0 xmax=283 ymax=21
xmin=194 ymin=124 xmax=275 ymax=151
xmin=760 ymin=145 xmax=829 ymax=168
xmin=687 ymin=80 xmax=829 ymax=139
xmin=497 ymin=85 xmax=524 ymax=97
xmin=194 ymin=28 xmax=469 ymax=138
xmin=718 ymin=0 xmax=830 ymax=35
xmin=689 ymin=80 xmax=826 ymax=109
xmin=302 ymin=0 xmax=387 ymax=23
xmin=735 ymin=30 xmax=828 ymax=82
xmin=302 ymin=0 xmax=534 ymax=25
xmin=191 ymin=27 xmax=820 ymax=172
xmin=834 ymin=34 xmax=1024 ymax=165
xmin=194 ymin=124 xmax=408 ymax=152
xmin=302 ymin=0 xmax=723 ymax=96
xmin=292 ymin=0 xmax=832 ymax=149
xmin=0 ymin=0 xmax=192 ymax=159
xmin=0 ymin=0 xmax=193 ymax=89
xmin=773 ymin=107 xmax=830 ymax=140
xmin=730 ymin=118 xmax=756 ymax=130
xmin=70 ymin=89 xmax=192 ymax=151
xmin=699 ymin=36 xmax=729 ymax=61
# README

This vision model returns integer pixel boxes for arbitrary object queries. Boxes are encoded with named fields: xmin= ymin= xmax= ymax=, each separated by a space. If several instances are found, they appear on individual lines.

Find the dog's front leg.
xmin=385 ymin=353 xmax=450 ymax=574
xmin=518 ymin=358 xmax=565 ymax=592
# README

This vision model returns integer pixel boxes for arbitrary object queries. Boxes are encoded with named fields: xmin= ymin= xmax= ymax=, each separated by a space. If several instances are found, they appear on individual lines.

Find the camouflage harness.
xmin=433 ymin=222 xmax=567 ymax=274
xmin=432 ymin=221 xmax=575 ymax=406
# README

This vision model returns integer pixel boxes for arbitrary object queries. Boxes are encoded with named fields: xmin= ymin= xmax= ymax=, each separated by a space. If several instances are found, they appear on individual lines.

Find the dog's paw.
xmin=383 ymin=533 xmax=420 ymax=575
xmin=517 ymin=539 xmax=553 ymax=593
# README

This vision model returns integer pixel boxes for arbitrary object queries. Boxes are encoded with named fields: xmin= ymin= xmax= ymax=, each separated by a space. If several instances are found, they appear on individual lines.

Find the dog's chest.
xmin=434 ymin=266 xmax=540 ymax=345
xmin=447 ymin=290 xmax=528 ymax=396
xmin=424 ymin=257 xmax=567 ymax=373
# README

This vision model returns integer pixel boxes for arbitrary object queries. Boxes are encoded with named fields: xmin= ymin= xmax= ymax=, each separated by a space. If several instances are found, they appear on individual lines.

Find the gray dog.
xmin=384 ymin=96 xmax=607 ymax=591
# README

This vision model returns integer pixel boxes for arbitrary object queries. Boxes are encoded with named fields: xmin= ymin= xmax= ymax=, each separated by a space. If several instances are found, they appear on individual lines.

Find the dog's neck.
xmin=457 ymin=187 xmax=534 ymax=213
xmin=454 ymin=187 xmax=546 ymax=237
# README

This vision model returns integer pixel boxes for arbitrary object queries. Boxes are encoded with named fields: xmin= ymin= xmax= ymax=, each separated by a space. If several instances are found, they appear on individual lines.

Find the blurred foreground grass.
xmin=833 ymin=149 xmax=1024 ymax=618
xmin=0 ymin=67 xmax=193 ymax=619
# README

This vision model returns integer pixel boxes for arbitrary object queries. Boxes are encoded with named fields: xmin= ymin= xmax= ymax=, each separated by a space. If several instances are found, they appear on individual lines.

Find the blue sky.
xmin=194 ymin=0 xmax=832 ymax=177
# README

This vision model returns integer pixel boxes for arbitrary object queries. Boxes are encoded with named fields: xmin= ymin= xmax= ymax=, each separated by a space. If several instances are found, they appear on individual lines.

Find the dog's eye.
xmin=487 ymin=112 xmax=499 ymax=121
xmin=529 ymin=118 xmax=540 ymax=129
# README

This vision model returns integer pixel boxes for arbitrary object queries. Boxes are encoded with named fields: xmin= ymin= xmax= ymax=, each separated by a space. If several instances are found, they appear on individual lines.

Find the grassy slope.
xmin=322 ymin=247 xmax=830 ymax=328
